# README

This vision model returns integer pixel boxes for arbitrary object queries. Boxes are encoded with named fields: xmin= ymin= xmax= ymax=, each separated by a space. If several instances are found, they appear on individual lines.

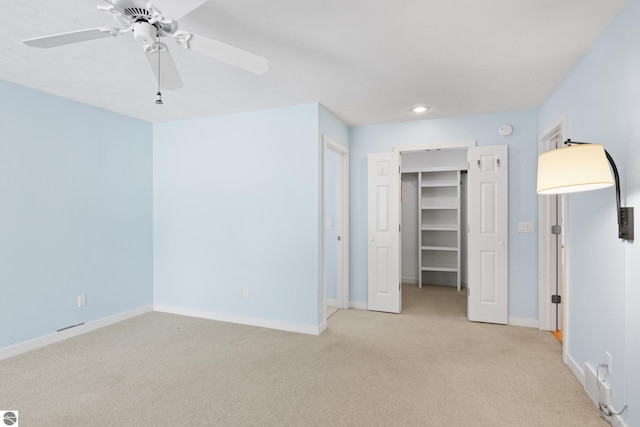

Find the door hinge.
xmin=551 ymin=225 xmax=561 ymax=235
xmin=551 ymin=295 xmax=561 ymax=304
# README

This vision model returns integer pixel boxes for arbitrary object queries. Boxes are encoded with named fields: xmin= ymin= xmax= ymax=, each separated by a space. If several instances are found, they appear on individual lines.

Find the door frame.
xmin=537 ymin=115 xmax=567 ymax=347
xmin=322 ymin=135 xmax=350 ymax=320
xmin=373 ymin=141 xmax=474 ymax=311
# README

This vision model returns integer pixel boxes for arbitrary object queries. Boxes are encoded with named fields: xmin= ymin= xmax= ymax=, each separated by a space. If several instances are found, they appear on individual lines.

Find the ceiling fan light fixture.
xmin=410 ymin=105 xmax=431 ymax=114
xmin=133 ymin=21 xmax=157 ymax=43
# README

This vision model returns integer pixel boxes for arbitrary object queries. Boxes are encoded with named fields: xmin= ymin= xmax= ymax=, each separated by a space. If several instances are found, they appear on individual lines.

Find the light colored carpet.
xmin=0 ymin=284 xmax=607 ymax=426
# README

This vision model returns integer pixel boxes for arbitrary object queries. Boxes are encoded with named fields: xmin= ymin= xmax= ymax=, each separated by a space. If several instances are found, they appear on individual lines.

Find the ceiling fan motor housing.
xmin=133 ymin=21 xmax=157 ymax=43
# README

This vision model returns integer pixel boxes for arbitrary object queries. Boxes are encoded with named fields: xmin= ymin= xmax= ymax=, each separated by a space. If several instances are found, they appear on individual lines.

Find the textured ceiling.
xmin=0 ymin=0 xmax=627 ymax=125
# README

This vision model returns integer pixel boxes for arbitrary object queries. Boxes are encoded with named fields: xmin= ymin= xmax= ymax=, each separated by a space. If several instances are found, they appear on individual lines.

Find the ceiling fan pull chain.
xmin=155 ymin=34 xmax=163 ymax=105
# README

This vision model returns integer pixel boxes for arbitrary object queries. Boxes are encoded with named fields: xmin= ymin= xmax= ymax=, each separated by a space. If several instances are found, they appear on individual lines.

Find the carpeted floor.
xmin=0 ymin=284 xmax=608 ymax=426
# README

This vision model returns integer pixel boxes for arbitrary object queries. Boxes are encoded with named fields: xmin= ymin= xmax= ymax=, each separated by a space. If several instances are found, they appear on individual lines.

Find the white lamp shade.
xmin=537 ymin=144 xmax=614 ymax=194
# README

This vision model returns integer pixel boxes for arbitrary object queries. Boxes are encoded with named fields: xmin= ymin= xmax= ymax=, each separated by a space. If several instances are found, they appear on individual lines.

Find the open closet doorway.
xmin=367 ymin=142 xmax=509 ymax=325
xmin=538 ymin=117 xmax=567 ymax=349
xmin=400 ymin=149 xmax=469 ymax=291
xmin=323 ymin=136 xmax=349 ymax=322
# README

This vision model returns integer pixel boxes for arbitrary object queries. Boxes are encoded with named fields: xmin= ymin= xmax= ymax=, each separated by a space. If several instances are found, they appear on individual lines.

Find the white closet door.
xmin=367 ymin=152 xmax=401 ymax=313
xmin=467 ymin=145 xmax=509 ymax=324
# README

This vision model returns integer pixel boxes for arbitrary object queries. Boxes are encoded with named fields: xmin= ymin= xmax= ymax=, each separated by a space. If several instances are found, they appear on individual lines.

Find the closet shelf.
xmin=420 ymin=182 xmax=458 ymax=188
xmin=421 ymin=205 xmax=458 ymax=210
xmin=421 ymin=245 xmax=458 ymax=251
xmin=418 ymin=169 xmax=461 ymax=290
xmin=421 ymin=266 xmax=459 ymax=272
xmin=421 ymin=225 xmax=458 ymax=231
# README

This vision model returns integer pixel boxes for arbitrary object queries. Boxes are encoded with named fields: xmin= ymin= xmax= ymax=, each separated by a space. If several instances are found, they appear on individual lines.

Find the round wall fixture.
xmin=498 ymin=124 xmax=513 ymax=136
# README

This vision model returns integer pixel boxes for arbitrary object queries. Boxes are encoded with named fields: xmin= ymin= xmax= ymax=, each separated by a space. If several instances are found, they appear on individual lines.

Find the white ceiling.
xmin=0 ymin=0 xmax=627 ymax=126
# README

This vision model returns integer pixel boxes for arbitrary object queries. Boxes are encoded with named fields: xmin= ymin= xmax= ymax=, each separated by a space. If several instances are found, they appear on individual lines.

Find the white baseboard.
xmin=326 ymin=298 xmax=337 ymax=307
xmin=318 ymin=320 xmax=328 ymax=335
xmin=0 ymin=305 xmax=153 ymax=361
xmin=567 ymin=357 xmax=628 ymax=427
xmin=154 ymin=305 xmax=325 ymax=336
xmin=507 ymin=317 xmax=538 ymax=328
xmin=402 ymin=277 xmax=418 ymax=285
xmin=349 ymin=301 xmax=367 ymax=310
xmin=609 ymin=411 xmax=628 ymax=427
xmin=566 ymin=353 xmax=585 ymax=385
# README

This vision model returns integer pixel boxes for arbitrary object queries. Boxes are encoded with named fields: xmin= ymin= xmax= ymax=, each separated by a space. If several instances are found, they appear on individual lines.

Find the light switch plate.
xmin=518 ymin=221 xmax=535 ymax=233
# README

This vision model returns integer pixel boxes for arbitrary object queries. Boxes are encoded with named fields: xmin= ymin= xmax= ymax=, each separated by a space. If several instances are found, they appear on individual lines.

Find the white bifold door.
xmin=367 ymin=152 xmax=401 ymax=313
xmin=467 ymin=145 xmax=508 ymax=324
xmin=367 ymin=145 xmax=508 ymax=324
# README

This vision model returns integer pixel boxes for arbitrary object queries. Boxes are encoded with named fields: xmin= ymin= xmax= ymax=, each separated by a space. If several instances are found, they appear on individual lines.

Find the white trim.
xmin=326 ymin=298 xmax=338 ymax=307
xmin=0 ymin=305 xmax=153 ymax=361
xmin=564 ymin=355 xmax=627 ymax=427
xmin=318 ymin=320 xmax=328 ymax=335
xmin=538 ymin=114 xmax=567 ymax=332
xmin=393 ymin=140 xmax=476 ymax=153
xmin=566 ymin=353 xmax=585 ymax=385
xmin=154 ymin=305 xmax=326 ymax=336
xmin=538 ymin=114 xmax=571 ymax=371
xmin=540 ymin=113 xmax=568 ymax=142
xmin=538 ymin=114 xmax=567 ymax=331
xmin=322 ymin=135 xmax=350 ymax=321
xmin=349 ymin=301 xmax=368 ymax=310
xmin=376 ymin=141 xmax=476 ymax=315
xmin=609 ymin=411 xmax=628 ymax=427
xmin=401 ymin=277 xmax=418 ymax=285
xmin=507 ymin=317 xmax=539 ymax=328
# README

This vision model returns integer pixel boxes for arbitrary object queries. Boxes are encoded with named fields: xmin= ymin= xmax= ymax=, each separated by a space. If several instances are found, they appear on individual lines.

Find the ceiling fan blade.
xmin=145 ymin=43 xmax=184 ymax=90
xmin=23 ymin=28 xmax=114 ymax=48
xmin=150 ymin=0 xmax=208 ymax=20
xmin=186 ymin=33 xmax=269 ymax=75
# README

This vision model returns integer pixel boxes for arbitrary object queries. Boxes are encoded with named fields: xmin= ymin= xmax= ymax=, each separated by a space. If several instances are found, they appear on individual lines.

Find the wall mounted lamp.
xmin=537 ymin=139 xmax=634 ymax=241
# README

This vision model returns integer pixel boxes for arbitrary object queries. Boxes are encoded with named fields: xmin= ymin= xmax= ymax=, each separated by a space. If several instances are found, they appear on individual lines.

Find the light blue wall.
xmin=0 ymin=81 xmax=153 ymax=348
xmin=538 ymin=0 xmax=640 ymax=422
xmin=153 ymin=104 xmax=324 ymax=327
xmin=348 ymin=110 xmax=539 ymax=320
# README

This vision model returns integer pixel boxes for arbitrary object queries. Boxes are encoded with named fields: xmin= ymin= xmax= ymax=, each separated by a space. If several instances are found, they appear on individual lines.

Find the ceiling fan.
xmin=23 ymin=0 xmax=269 ymax=100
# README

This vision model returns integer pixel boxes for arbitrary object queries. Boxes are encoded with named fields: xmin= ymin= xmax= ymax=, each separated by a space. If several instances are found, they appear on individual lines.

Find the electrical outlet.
xmin=242 ymin=289 xmax=249 ymax=300
xmin=77 ymin=294 xmax=86 ymax=308
xmin=606 ymin=352 xmax=612 ymax=375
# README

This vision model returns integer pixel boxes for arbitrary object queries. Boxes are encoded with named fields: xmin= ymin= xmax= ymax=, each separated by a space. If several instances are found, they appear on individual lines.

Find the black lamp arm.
xmin=563 ymin=139 xmax=634 ymax=240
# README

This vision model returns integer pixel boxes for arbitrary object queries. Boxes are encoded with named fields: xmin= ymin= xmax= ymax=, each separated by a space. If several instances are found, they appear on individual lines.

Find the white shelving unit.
xmin=418 ymin=170 xmax=461 ymax=290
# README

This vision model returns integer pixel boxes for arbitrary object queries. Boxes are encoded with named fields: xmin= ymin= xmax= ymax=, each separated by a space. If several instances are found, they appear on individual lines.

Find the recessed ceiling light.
xmin=410 ymin=105 xmax=431 ymax=113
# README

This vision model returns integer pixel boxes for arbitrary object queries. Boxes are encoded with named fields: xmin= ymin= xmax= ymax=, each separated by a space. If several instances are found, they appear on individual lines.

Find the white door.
xmin=367 ymin=152 xmax=401 ymax=313
xmin=467 ymin=145 xmax=508 ymax=324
